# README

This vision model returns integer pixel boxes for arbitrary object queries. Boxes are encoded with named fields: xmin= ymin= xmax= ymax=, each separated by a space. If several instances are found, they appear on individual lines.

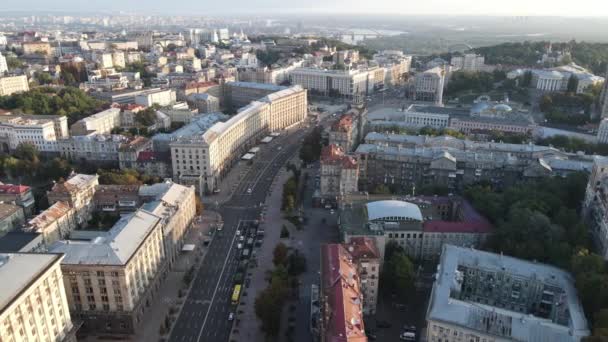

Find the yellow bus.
xmin=231 ymin=285 xmax=241 ymax=305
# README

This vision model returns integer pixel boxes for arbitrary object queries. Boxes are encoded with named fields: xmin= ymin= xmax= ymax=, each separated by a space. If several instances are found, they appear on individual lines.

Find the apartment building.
xmin=600 ymin=67 xmax=608 ymax=118
xmin=223 ymin=81 xmax=285 ymax=108
xmin=0 ymin=183 xmax=35 ymax=217
xmin=583 ymin=158 xmax=608 ymax=259
xmin=343 ymin=237 xmax=380 ymax=315
xmin=356 ymin=132 xmax=594 ymax=192
xmin=47 ymin=173 xmax=99 ymax=226
xmin=58 ymin=133 xmax=130 ymax=164
xmin=0 ymin=203 xmax=25 ymax=237
xmin=0 ymin=114 xmax=60 ymax=152
xmin=187 ymin=93 xmax=220 ymax=113
xmin=171 ymin=84 xmax=307 ymax=194
xmin=70 ymin=108 xmax=121 ymax=136
xmin=22 ymin=41 xmax=52 ymax=55
xmin=0 ymin=75 xmax=29 ymax=96
xmin=412 ymin=67 xmax=445 ymax=105
xmin=23 ymin=201 xmax=77 ymax=246
xmin=450 ymin=53 xmax=486 ymax=72
xmin=117 ymin=136 xmax=151 ymax=170
xmin=92 ymin=88 xmax=163 ymax=105
xmin=50 ymin=209 xmax=165 ymax=334
xmin=289 ymin=67 xmax=372 ymax=98
xmin=319 ymin=144 xmax=359 ymax=199
xmin=0 ymin=53 xmax=8 ymax=74
xmin=318 ymin=243 xmax=367 ymax=342
xmin=0 ymin=253 xmax=77 ymax=342
xmin=373 ymin=51 xmax=412 ymax=86
xmin=427 ymin=245 xmax=589 ymax=342
xmin=340 ymin=196 xmax=492 ymax=260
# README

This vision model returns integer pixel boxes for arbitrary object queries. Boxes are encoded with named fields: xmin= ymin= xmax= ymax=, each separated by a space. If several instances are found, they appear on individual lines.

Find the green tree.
xmin=381 ymin=241 xmax=415 ymax=302
xmin=567 ymin=74 xmax=579 ymax=93
xmin=273 ymin=243 xmax=289 ymax=267
xmin=286 ymin=250 xmax=307 ymax=276
xmin=36 ymin=72 xmax=53 ymax=85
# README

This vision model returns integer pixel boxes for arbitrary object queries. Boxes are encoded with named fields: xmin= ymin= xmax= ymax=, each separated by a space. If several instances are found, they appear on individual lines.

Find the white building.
xmin=0 ymin=53 xmax=8 ymax=74
xmin=289 ymin=67 xmax=373 ymax=98
xmin=0 ymin=115 xmax=60 ymax=152
xmin=450 ymin=53 xmax=486 ymax=72
xmin=427 ymin=245 xmax=589 ymax=342
xmin=58 ymin=134 xmax=129 ymax=162
xmin=187 ymin=93 xmax=220 ymax=113
xmin=70 ymin=108 xmax=121 ymax=136
xmin=598 ymin=119 xmax=608 ymax=144
xmin=135 ymin=89 xmax=176 ymax=107
xmin=413 ymin=67 xmax=445 ymax=105
xmin=0 ymin=75 xmax=29 ymax=96
xmin=0 ymin=253 xmax=77 ymax=342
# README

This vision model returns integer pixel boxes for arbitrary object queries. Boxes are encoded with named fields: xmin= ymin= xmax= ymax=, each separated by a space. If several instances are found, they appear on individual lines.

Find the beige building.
xmin=50 ymin=209 xmax=165 ymax=334
xmin=598 ymin=118 xmax=608 ymax=144
xmin=0 ymin=75 xmax=29 ymax=96
xmin=135 ymin=89 xmax=176 ymax=107
xmin=22 ymin=41 xmax=52 ymax=55
xmin=23 ymin=201 xmax=77 ymax=246
xmin=47 ymin=173 xmax=99 ymax=226
xmin=172 ymin=84 xmax=307 ymax=193
xmin=413 ymin=67 xmax=445 ymax=105
xmin=343 ymin=237 xmax=380 ymax=315
xmin=289 ymin=67 xmax=372 ymax=98
xmin=0 ymin=114 xmax=60 ymax=152
xmin=0 ymin=203 xmax=25 ymax=237
xmin=319 ymin=145 xmax=359 ymax=199
xmin=450 ymin=53 xmax=486 ymax=72
xmin=0 ymin=253 xmax=77 ymax=342
xmin=70 ymin=108 xmax=121 ymax=136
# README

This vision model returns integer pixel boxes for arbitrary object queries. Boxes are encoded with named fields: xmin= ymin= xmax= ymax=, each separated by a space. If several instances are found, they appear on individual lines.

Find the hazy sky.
xmin=2 ymin=0 xmax=608 ymax=17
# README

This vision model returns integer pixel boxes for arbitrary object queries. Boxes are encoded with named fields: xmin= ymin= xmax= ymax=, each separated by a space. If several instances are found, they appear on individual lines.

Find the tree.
xmin=371 ymin=184 xmax=391 ymax=195
xmin=195 ymin=195 xmax=204 ymax=215
xmin=14 ymin=143 xmax=39 ymax=162
xmin=539 ymin=95 xmax=553 ymax=112
xmin=35 ymin=72 xmax=53 ymax=85
xmin=135 ymin=108 xmax=157 ymax=126
xmin=286 ymin=250 xmax=307 ymax=276
xmin=273 ymin=243 xmax=289 ymax=266
xmin=254 ymin=276 xmax=288 ymax=337
xmin=381 ymin=241 xmax=415 ymax=302
xmin=567 ymin=74 xmax=579 ymax=93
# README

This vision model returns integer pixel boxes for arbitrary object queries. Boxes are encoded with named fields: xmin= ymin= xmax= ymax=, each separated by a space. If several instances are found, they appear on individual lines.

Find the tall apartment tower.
xmin=600 ymin=67 xmax=608 ymax=118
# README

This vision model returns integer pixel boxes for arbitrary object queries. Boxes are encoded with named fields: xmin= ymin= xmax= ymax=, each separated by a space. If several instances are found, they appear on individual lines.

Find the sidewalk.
xmin=228 ymin=165 xmax=294 ymax=342
xmin=136 ymin=210 xmax=221 ymax=342
xmin=202 ymin=160 xmax=252 ymax=207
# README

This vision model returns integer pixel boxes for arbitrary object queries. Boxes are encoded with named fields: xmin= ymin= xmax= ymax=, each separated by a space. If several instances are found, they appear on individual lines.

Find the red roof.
xmin=321 ymin=145 xmax=358 ymax=169
xmin=344 ymin=237 xmax=380 ymax=261
xmin=422 ymin=200 xmax=492 ymax=234
xmin=184 ymin=81 xmax=218 ymax=90
xmin=0 ymin=184 xmax=30 ymax=195
xmin=332 ymin=114 xmax=355 ymax=132
xmin=137 ymin=151 xmax=169 ymax=162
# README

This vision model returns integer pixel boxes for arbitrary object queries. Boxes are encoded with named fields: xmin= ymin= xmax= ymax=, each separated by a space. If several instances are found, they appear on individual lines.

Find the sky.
xmin=2 ymin=0 xmax=608 ymax=17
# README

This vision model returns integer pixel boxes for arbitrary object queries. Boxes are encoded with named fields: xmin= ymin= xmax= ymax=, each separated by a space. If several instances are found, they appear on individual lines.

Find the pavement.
xmin=168 ymin=121 xmax=314 ymax=342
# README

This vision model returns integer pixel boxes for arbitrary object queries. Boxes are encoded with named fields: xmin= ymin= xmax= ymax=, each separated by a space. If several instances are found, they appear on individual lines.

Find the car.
xmin=213 ymin=188 xmax=221 ymax=194
xmin=366 ymin=332 xmax=377 ymax=340
xmin=399 ymin=332 xmax=415 ymax=341
xmin=403 ymin=325 xmax=416 ymax=333
xmin=247 ymin=188 xmax=252 ymax=194
xmin=245 ymin=278 xmax=251 ymax=288
xmin=228 ymin=312 xmax=234 ymax=321
xmin=330 ymin=209 xmax=335 ymax=214
xmin=239 ymin=236 xmax=245 ymax=242
xmin=237 ymin=243 xmax=243 ymax=249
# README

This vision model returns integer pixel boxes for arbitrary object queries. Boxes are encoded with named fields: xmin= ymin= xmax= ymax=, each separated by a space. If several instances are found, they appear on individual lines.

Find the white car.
xmin=247 ymin=188 xmax=252 ymax=194
xmin=228 ymin=312 xmax=234 ymax=321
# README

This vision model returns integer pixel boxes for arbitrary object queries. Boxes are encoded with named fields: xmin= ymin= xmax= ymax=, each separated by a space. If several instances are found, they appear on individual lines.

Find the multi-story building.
xmin=412 ymin=67 xmax=445 ymax=105
xmin=92 ymin=88 xmax=163 ymax=105
xmin=600 ymin=67 xmax=608 ymax=118
xmin=339 ymin=196 xmax=492 ymax=260
xmin=0 ymin=75 xmax=29 ymax=96
xmin=508 ymin=64 xmax=604 ymax=94
xmin=0 ymin=231 xmax=45 ymax=253
xmin=320 ymin=145 xmax=359 ymax=199
xmin=289 ymin=67 xmax=373 ymax=98
xmin=427 ymin=245 xmax=589 ymax=342
xmin=223 ymin=81 xmax=285 ymax=108
xmin=139 ymin=181 xmax=196 ymax=266
xmin=47 ymin=173 xmax=99 ymax=226
xmin=70 ymin=108 xmax=121 ymax=136
xmin=187 ymin=93 xmax=220 ymax=113
xmin=58 ymin=133 xmax=130 ymax=164
xmin=0 ymin=114 xmax=60 ymax=153
xmin=237 ymin=65 xmax=298 ymax=85
xmin=356 ymin=132 xmax=592 ymax=192
xmin=135 ymin=89 xmax=176 ymax=107
xmin=583 ymin=158 xmax=608 ymax=259
xmin=118 ymin=136 xmax=152 ymax=170
xmin=318 ymin=243 xmax=367 ymax=342
xmin=0 ymin=183 xmax=35 ymax=217
xmin=171 ymin=84 xmax=307 ymax=194
xmin=0 ymin=203 xmax=25 ymax=237
xmin=373 ymin=51 xmax=412 ymax=86
xmin=49 ymin=209 xmax=165 ymax=334
xmin=598 ymin=118 xmax=608 ymax=144
xmin=343 ymin=237 xmax=380 ymax=315
xmin=93 ymin=185 xmax=141 ymax=213
xmin=22 ymin=41 xmax=52 ymax=55
xmin=450 ymin=53 xmax=486 ymax=72
xmin=0 ymin=53 xmax=8 ymax=74
xmin=0 ymin=253 xmax=78 ymax=342
xmin=23 ymin=201 xmax=77 ymax=246
xmin=328 ymin=107 xmax=368 ymax=153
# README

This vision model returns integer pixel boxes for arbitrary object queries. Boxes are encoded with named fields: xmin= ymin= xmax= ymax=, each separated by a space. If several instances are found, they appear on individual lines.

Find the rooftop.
xmin=50 ymin=173 xmax=99 ymax=194
xmin=226 ymin=81 xmax=285 ymax=92
xmin=428 ymin=245 xmax=589 ymax=342
xmin=366 ymin=200 xmax=423 ymax=222
xmin=0 ymin=232 xmax=42 ymax=252
xmin=321 ymin=145 xmax=358 ymax=169
xmin=24 ymin=201 xmax=71 ymax=232
xmin=0 ymin=253 xmax=62 ymax=314
xmin=0 ymin=184 xmax=31 ymax=195
xmin=0 ymin=203 xmax=22 ymax=220
xmin=49 ymin=209 xmax=160 ymax=265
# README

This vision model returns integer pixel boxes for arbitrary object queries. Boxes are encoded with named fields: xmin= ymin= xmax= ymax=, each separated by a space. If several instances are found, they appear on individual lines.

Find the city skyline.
xmin=2 ymin=0 xmax=608 ymax=17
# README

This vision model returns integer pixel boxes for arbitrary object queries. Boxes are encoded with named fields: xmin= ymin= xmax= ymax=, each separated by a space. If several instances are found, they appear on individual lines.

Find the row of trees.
xmin=255 ymin=243 xmax=306 ymax=337
xmin=0 ymin=86 xmax=109 ymax=124
xmin=0 ymin=143 xmax=72 ymax=182
xmin=380 ymin=241 xmax=416 ymax=303
xmin=446 ymin=70 xmax=505 ymax=96
xmin=299 ymin=126 xmax=324 ymax=165
xmin=97 ymin=168 xmax=163 ymax=185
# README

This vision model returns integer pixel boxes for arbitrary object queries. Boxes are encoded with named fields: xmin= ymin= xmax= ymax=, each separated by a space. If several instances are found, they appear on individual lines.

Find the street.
xmin=169 ymin=124 xmax=311 ymax=342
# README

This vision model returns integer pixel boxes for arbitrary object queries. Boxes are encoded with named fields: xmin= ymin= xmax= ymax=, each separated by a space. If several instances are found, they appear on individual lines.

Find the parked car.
xmin=228 ymin=312 xmax=234 ymax=321
xmin=376 ymin=320 xmax=392 ymax=328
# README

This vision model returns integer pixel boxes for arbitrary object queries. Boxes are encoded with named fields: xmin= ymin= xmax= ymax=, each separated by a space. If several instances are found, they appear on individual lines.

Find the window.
xmin=89 ymin=304 xmax=96 ymax=311
xmin=96 ymin=271 xmax=105 ymax=277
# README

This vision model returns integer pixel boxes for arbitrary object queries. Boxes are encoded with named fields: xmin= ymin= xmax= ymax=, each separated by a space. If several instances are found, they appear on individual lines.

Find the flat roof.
xmin=428 ymin=245 xmax=589 ymax=342
xmin=0 ymin=232 xmax=42 ymax=252
xmin=0 ymin=253 xmax=61 ymax=314
xmin=50 ymin=209 xmax=160 ymax=266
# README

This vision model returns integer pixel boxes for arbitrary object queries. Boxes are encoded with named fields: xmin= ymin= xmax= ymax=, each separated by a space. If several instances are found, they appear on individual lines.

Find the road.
xmin=169 ymin=124 xmax=311 ymax=342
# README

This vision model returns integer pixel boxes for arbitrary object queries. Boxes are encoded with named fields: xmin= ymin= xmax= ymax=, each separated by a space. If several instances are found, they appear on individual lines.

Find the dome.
xmin=493 ymin=104 xmax=513 ymax=113
xmin=366 ymin=200 xmax=423 ymax=222
xmin=471 ymin=101 xmax=491 ymax=115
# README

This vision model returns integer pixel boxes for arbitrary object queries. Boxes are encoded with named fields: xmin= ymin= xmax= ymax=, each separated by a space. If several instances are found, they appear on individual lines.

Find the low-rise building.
xmin=0 ymin=203 xmax=25 ymax=237
xmin=49 ymin=209 xmax=165 ymax=334
xmin=187 ymin=93 xmax=220 ymax=113
xmin=0 ymin=253 xmax=78 ymax=342
xmin=427 ymin=245 xmax=589 ymax=342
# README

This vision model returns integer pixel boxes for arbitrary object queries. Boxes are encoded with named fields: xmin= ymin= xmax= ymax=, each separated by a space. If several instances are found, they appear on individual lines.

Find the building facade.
xmin=343 ymin=237 xmax=380 ymax=315
xmin=0 ymin=75 xmax=29 ymax=96
xmin=47 ymin=173 xmax=99 ymax=226
xmin=0 ymin=115 xmax=59 ymax=153
xmin=70 ymin=108 xmax=121 ymax=136
xmin=413 ymin=67 xmax=444 ymax=105
xmin=23 ymin=201 xmax=77 ymax=246
xmin=289 ymin=67 xmax=373 ymax=98
xmin=320 ymin=145 xmax=359 ymax=199
xmin=0 ymin=184 xmax=35 ymax=217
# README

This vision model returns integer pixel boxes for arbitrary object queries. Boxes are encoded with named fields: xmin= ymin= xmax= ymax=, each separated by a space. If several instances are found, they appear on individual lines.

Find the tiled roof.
xmin=321 ymin=145 xmax=358 ymax=169
xmin=0 ymin=184 xmax=30 ymax=195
